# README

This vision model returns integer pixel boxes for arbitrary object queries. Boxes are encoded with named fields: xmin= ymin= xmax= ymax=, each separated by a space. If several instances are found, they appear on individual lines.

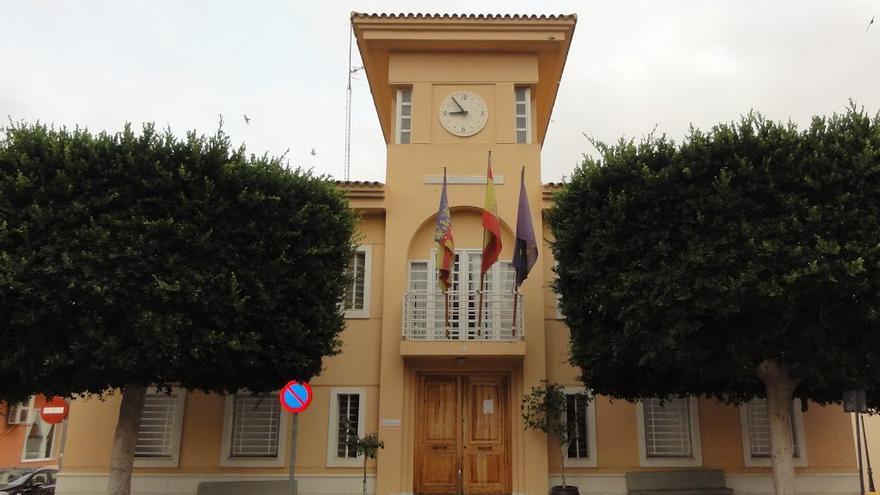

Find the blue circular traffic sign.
xmin=279 ymin=381 xmax=313 ymax=414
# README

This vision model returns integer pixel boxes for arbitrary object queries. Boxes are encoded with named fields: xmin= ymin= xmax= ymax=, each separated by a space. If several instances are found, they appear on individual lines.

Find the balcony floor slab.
xmin=399 ymin=340 xmax=526 ymax=357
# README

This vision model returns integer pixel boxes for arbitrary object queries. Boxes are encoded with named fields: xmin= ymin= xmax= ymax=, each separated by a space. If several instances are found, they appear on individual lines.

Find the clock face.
xmin=438 ymin=91 xmax=488 ymax=137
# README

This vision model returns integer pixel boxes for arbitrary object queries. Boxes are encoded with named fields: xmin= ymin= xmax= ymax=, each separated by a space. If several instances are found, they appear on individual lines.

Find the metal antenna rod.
xmin=344 ymin=22 xmax=353 ymax=181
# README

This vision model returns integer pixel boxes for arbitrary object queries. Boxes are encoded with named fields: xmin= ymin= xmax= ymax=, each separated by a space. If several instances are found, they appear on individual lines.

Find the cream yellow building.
xmin=46 ymin=12 xmax=862 ymax=495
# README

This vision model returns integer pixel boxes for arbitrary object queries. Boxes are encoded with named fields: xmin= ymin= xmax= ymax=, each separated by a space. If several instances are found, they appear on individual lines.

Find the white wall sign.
xmin=381 ymin=418 xmax=401 ymax=428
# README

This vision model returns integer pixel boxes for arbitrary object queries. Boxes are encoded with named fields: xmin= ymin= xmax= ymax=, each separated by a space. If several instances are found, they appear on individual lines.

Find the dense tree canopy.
xmin=0 ymin=122 xmax=358 ymax=402
xmin=549 ymin=107 xmax=880 ymax=408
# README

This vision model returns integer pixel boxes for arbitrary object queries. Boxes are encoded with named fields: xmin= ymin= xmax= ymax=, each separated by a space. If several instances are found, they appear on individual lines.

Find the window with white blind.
xmin=21 ymin=416 xmax=56 ymax=461
xmin=563 ymin=388 xmax=597 ymax=467
xmin=344 ymin=246 xmax=371 ymax=318
xmin=740 ymin=398 xmax=807 ymax=467
xmin=515 ymin=87 xmax=531 ymax=144
xmin=327 ymin=387 xmax=366 ymax=467
xmin=396 ymin=88 xmax=412 ymax=144
xmin=134 ymin=388 xmax=186 ymax=467
xmin=637 ymin=397 xmax=702 ymax=467
xmin=220 ymin=393 xmax=288 ymax=467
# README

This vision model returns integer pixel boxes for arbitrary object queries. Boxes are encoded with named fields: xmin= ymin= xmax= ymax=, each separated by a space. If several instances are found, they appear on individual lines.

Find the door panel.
xmin=416 ymin=376 xmax=460 ymax=494
xmin=415 ymin=374 xmax=510 ymax=495
xmin=463 ymin=376 xmax=509 ymax=494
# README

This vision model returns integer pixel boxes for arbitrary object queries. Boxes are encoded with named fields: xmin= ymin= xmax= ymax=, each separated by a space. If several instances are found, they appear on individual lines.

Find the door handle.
xmin=477 ymin=446 xmax=492 ymax=451
xmin=431 ymin=445 xmax=448 ymax=450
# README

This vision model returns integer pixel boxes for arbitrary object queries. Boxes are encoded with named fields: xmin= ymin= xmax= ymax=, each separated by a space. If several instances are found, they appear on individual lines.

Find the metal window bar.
xmin=336 ymin=394 xmax=360 ymax=458
xmin=566 ymin=394 xmax=590 ymax=459
xmin=230 ymin=395 xmax=280 ymax=458
xmin=135 ymin=393 xmax=178 ymax=458
xmin=644 ymin=398 xmax=692 ymax=458
xmin=745 ymin=399 xmax=799 ymax=458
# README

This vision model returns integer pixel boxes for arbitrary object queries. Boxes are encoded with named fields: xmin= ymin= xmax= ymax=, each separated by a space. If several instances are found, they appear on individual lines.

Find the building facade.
xmin=1 ymin=12 xmax=860 ymax=495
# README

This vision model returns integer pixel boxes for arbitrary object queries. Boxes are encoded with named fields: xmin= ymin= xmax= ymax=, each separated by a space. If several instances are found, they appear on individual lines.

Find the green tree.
xmin=347 ymin=432 xmax=384 ymax=495
xmin=522 ymin=381 xmax=583 ymax=490
xmin=548 ymin=106 xmax=880 ymax=495
xmin=0 ymin=122 xmax=358 ymax=495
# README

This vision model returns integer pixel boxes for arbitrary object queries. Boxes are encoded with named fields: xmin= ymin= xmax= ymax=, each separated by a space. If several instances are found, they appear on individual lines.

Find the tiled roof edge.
xmin=335 ymin=180 xmax=384 ymax=187
xmin=351 ymin=12 xmax=577 ymax=22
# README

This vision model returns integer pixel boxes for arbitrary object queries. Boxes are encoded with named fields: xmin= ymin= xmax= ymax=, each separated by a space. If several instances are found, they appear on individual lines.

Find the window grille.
xmin=566 ymin=394 xmax=590 ymax=459
xmin=345 ymin=250 xmax=367 ymax=311
xmin=135 ymin=393 xmax=179 ymax=458
xmin=336 ymin=394 xmax=360 ymax=458
xmin=643 ymin=398 xmax=693 ymax=457
xmin=397 ymin=89 xmax=412 ymax=144
xmin=230 ymin=395 xmax=280 ymax=458
xmin=745 ymin=399 xmax=799 ymax=458
xmin=515 ymin=87 xmax=531 ymax=144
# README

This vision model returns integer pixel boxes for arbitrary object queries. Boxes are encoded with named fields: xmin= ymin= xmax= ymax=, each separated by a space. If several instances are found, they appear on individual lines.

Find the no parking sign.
xmin=279 ymin=381 xmax=313 ymax=414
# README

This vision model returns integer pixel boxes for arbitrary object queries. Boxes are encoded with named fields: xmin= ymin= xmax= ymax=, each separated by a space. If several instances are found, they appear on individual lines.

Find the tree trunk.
xmin=362 ymin=455 xmax=368 ymax=495
xmin=559 ymin=442 xmax=567 ymax=487
xmin=107 ymin=385 xmax=147 ymax=495
xmin=756 ymin=359 xmax=797 ymax=495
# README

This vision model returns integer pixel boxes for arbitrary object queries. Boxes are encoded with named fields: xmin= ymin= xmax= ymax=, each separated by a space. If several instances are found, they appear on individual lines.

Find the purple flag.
xmin=513 ymin=167 xmax=538 ymax=287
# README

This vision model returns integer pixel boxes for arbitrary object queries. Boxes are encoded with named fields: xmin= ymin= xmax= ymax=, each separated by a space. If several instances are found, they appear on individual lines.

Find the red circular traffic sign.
xmin=279 ymin=381 xmax=313 ymax=414
xmin=40 ymin=397 xmax=69 ymax=424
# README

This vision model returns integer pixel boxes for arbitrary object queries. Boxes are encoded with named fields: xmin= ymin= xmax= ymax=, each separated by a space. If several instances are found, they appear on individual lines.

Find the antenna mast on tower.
xmin=344 ymin=23 xmax=363 ymax=181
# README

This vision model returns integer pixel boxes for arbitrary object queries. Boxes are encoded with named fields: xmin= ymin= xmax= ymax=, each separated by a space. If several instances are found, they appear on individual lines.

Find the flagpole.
xmin=444 ymin=288 xmax=450 ymax=340
xmin=511 ymin=287 xmax=518 ymax=337
xmin=477 ymin=151 xmax=492 ymax=337
xmin=477 ymin=272 xmax=486 ymax=336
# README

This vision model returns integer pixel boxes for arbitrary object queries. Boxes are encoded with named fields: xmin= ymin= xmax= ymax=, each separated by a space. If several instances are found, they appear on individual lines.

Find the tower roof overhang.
xmin=351 ymin=12 xmax=577 ymax=145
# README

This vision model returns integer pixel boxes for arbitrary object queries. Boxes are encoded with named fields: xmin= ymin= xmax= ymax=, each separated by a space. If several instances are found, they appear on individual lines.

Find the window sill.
xmin=745 ymin=456 xmax=807 ymax=468
xmin=344 ymin=310 xmax=370 ymax=319
xmin=134 ymin=457 xmax=179 ymax=468
xmin=563 ymin=457 xmax=597 ymax=468
xmin=21 ymin=457 xmax=55 ymax=463
xmin=220 ymin=456 xmax=286 ymax=468
xmin=640 ymin=456 xmax=703 ymax=468
xmin=327 ymin=456 xmax=363 ymax=468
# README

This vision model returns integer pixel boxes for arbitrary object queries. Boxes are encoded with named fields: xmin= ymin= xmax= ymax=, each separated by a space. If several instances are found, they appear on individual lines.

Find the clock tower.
xmin=352 ymin=13 xmax=576 ymax=495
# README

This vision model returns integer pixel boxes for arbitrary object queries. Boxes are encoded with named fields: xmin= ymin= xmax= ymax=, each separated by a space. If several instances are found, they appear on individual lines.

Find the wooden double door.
xmin=415 ymin=374 xmax=511 ymax=495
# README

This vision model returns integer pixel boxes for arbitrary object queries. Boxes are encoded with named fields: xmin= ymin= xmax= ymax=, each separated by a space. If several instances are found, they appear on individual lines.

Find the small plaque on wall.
xmin=381 ymin=418 xmax=401 ymax=428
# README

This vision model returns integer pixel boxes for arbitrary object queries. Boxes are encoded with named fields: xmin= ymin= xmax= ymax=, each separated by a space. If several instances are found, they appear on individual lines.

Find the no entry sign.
xmin=279 ymin=381 xmax=313 ymax=414
xmin=40 ymin=397 xmax=69 ymax=424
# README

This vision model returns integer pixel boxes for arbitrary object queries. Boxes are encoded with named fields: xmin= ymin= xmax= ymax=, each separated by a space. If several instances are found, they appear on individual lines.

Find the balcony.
xmin=401 ymin=290 xmax=525 ymax=357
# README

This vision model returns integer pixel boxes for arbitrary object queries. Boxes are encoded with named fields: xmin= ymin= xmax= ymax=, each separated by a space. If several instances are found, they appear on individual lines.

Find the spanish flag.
xmin=481 ymin=152 xmax=502 ymax=274
xmin=434 ymin=168 xmax=455 ymax=292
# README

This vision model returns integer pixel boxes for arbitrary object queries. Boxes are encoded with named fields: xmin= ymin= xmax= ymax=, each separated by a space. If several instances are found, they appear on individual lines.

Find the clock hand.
xmin=451 ymin=97 xmax=468 ymax=114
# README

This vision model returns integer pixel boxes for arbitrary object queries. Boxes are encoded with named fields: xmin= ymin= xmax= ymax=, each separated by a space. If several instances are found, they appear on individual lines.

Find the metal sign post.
xmin=279 ymin=381 xmax=312 ymax=495
xmin=289 ymin=413 xmax=299 ymax=495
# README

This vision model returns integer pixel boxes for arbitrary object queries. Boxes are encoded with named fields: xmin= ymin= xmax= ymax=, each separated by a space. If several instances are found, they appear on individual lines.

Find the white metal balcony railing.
xmin=402 ymin=290 xmax=524 ymax=341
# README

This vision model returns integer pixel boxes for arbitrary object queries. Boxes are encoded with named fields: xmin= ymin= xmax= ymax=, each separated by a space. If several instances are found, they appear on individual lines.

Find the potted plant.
xmin=348 ymin=432 xmax=385 ymax=495
xmin=522 ymin=381 xmax=582 ymax=495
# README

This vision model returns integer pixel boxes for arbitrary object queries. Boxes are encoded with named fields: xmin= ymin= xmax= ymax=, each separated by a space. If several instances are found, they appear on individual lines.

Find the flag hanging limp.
xmin=434 ymin=168 xmax=455 ymax=292
xmin=513 ymin=166 xmax=538 ymax=288
xmin=481 ymin=152 xmax=502 ymax=275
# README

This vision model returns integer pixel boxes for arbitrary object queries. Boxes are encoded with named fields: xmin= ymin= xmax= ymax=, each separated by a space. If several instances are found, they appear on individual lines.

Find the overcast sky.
xmin=2 ymin=1 xmax=878 ymax=182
